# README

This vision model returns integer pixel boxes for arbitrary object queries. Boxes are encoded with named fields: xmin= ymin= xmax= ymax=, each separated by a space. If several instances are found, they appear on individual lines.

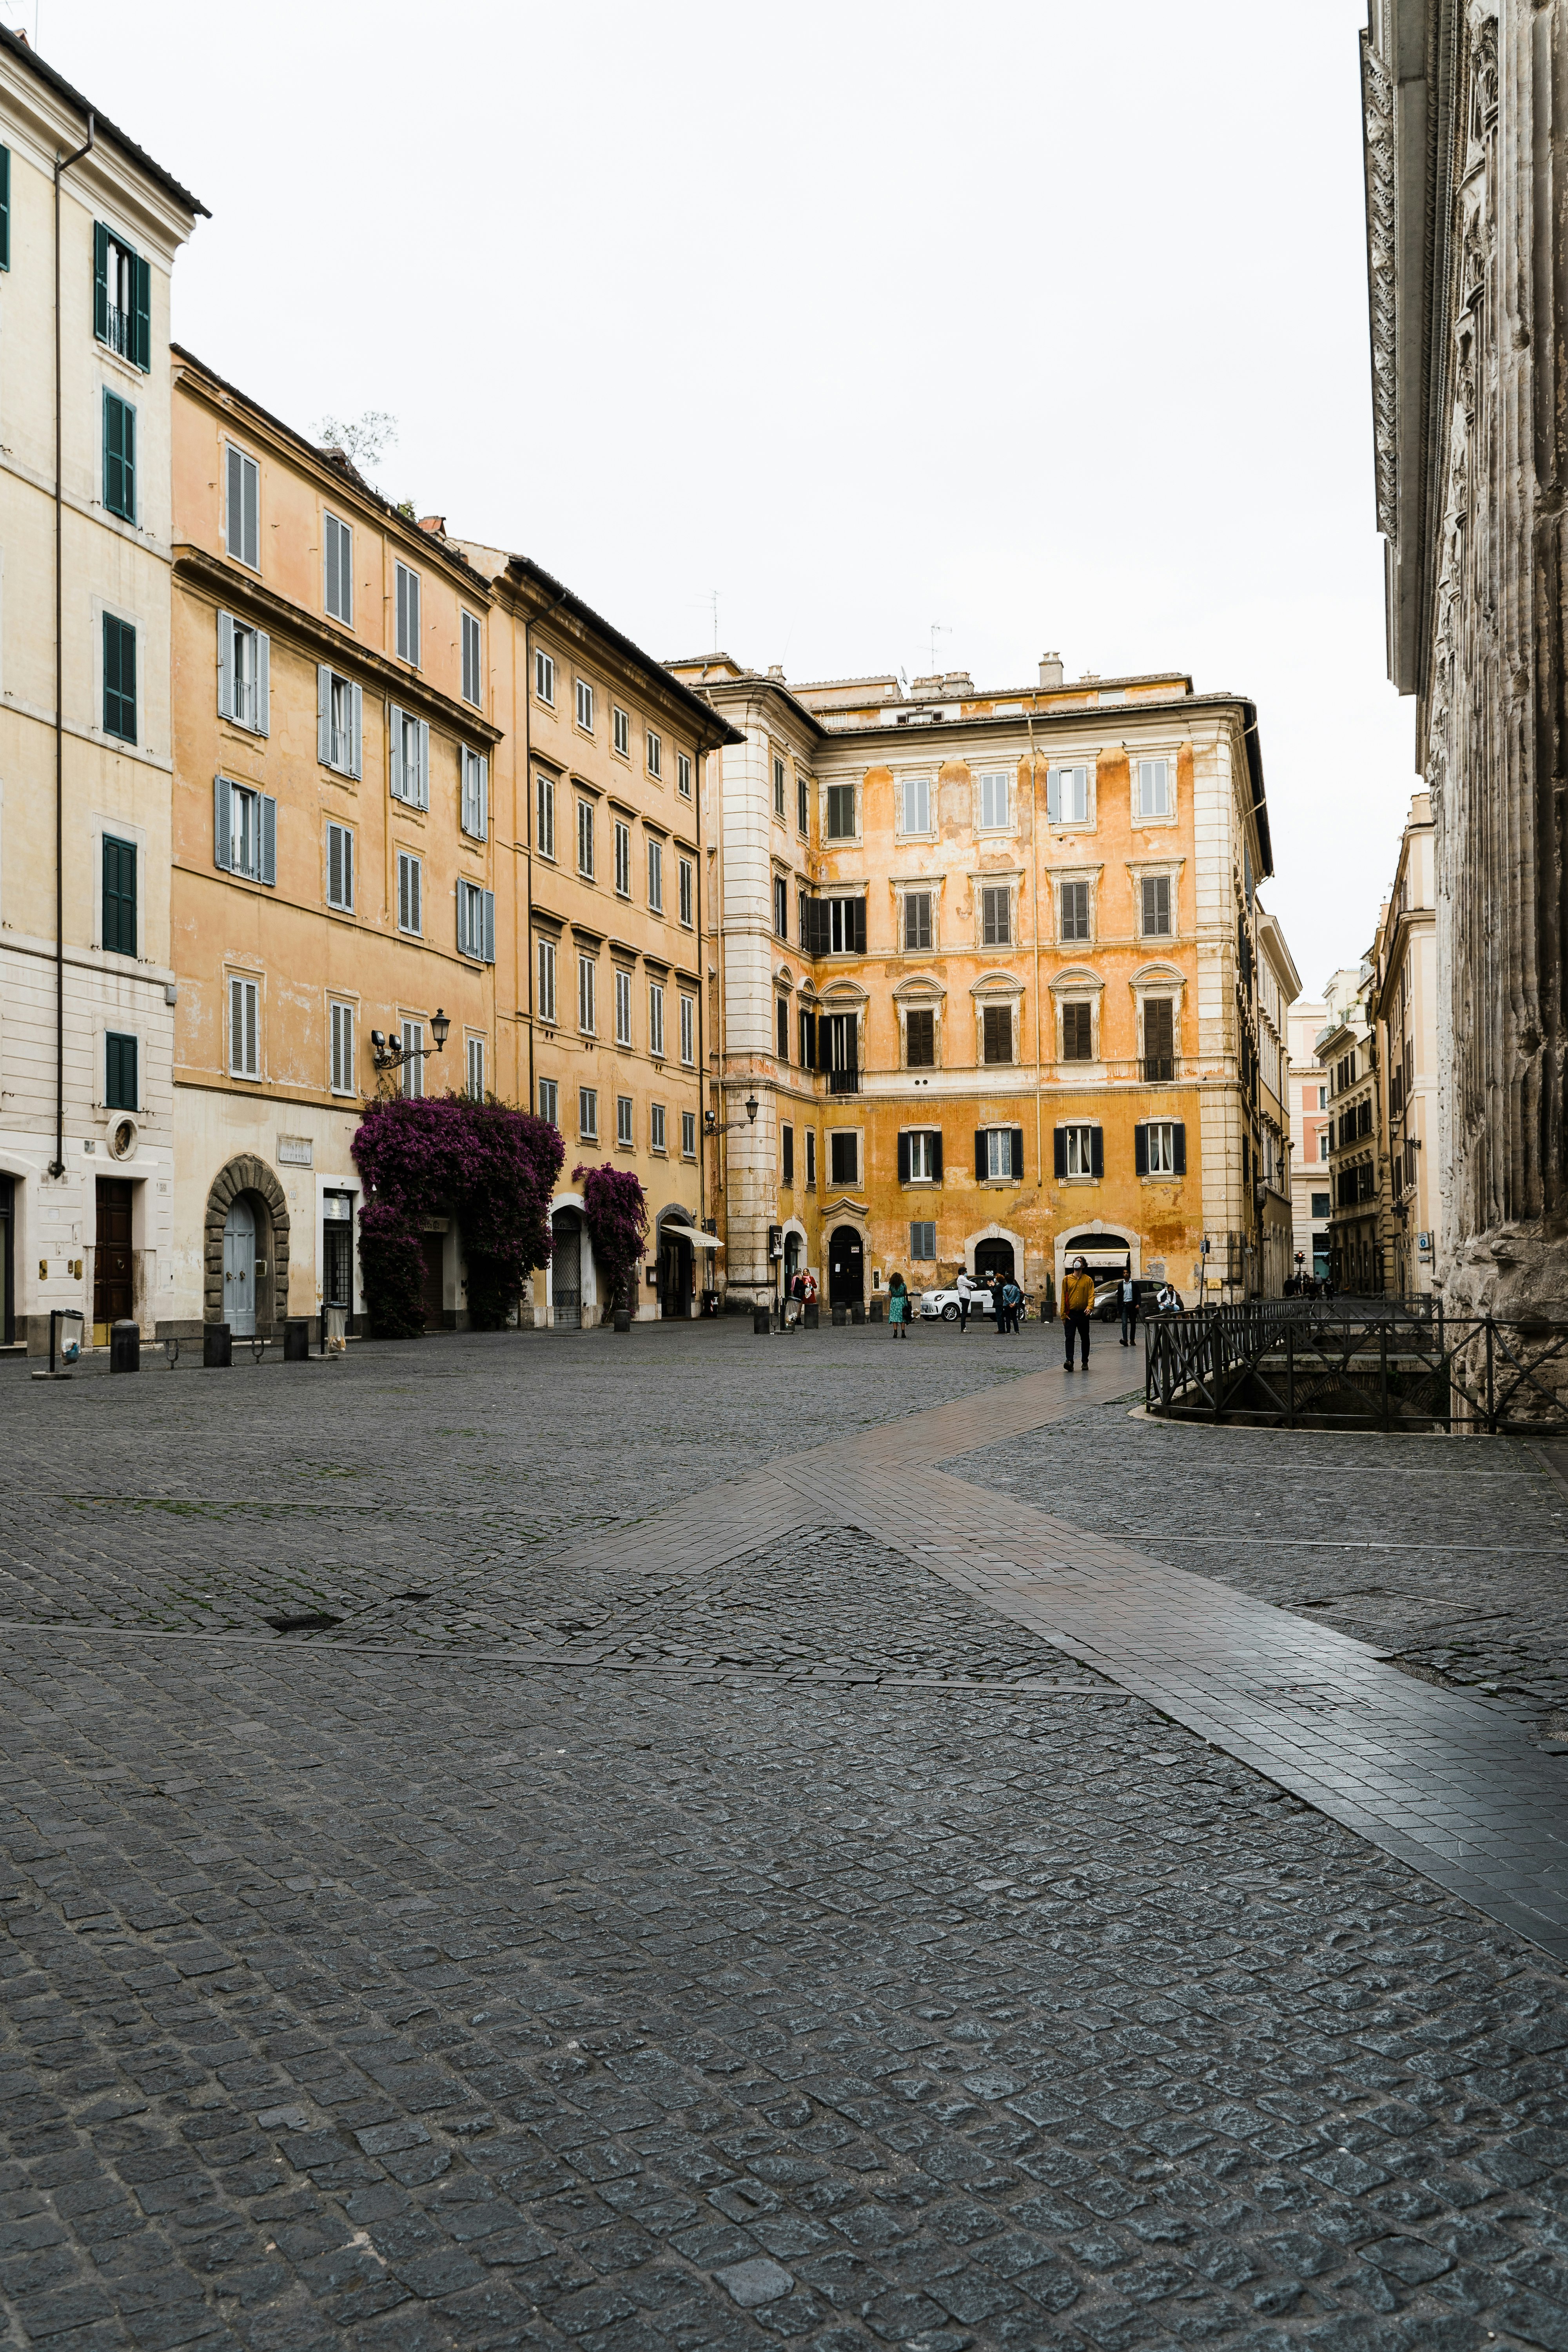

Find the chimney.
xmin=1038 ymin=651 xmax=1064 ymax=689
xmin=419 ymin=515 xmax=447 ymax=538
xmin=766 ymin=664 xmax=785 ymax=681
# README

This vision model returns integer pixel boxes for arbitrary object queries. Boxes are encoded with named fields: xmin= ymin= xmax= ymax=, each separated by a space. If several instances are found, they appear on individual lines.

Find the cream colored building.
xmin=1371 ymin=791 xmax=1439 ymax=1297
xmin=0 ymin=29 xmax=203 ymax=1348
xmin=1287 ymin=995 xmax=1330 ymax=1279
xmin=1255 ymin=910 xmax=1301 ymax=1297
xmin=1320 ymin=958 xmax=1385 ymax=1292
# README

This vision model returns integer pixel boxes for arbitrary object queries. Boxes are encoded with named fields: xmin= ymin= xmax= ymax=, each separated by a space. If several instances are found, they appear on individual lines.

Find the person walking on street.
xmin=1063 ymin=1256 xmax=1095 ymax=1370
xmin=1119 ymin=1270 xmax=1137 ymax=1347
xmin=887 ymin=1271 xmax=909 ymax=1338
xmin=956 ymin=1266 xmax=973 ymax=1333
xmin=989 ymin=1272 xmax=1007 ymax=1335
xmin=1002 ymin=1275 xmax=1023 ymax=1335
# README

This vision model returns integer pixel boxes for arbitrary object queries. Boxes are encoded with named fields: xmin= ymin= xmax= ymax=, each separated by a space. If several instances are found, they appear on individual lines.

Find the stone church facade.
xmin=1362 ymin=1 xmax=1568 ymax=1314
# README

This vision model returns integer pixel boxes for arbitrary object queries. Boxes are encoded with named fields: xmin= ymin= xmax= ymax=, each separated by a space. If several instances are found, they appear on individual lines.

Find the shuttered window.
xmin=94 ymin=224 xmax=150 ymax=368
xmin=805 ymin=1130 xmax=816 ymax=1187
xmin=535 ymin=648 xmax=555 ymax=705
xmin=679 ymin=857 xmax=694 ymax=927
xmin=678 ymin=751 xmax=693 ymax=798
xmin=647 ymin=730 xmax=662 ymax=779
xmin=648 ymin=840 xmax=664 ymax=913
xmin=617 ymin=1094 xmax=635 ymax=1147
xmin=324 ymin=513 xmax=352 ymax=622
xmin=537 ymin=937 xmax=557 ymax=1024
xmin=579 ymin=1086 xmax=598 ymax=1139
xmin=318 ymin=666 xmax=362 ymax=775
xmin=229 ymin=977 xmax=260 ymax=1079
xmin=225 ymin=445 xmax=260 ymax=567
xmin=577 ymin=799 xmax=594 ymax=878
xmin=782 ymin=1125 xmax=794 ymax=1185
xmin=1060 ymin=880 xmax=1089 ymax=941
xmin=103 ymin=391 xmax=135 ymax=521
xmin=978 ymin=771 xmax=1009 ymax=828
xmin=396 ymin=852 xmax=422 ymax=936
xmin=904 ymin=891 xmax=932 ymax=951
xmin=825 ymin=784 xmax=855 ymax=839
xmin=395 ymin=563 xmax=421 ymax=664
xmin=1135 ymin=1120 xmax=1186 ymax=1176
xmin=649 ymin=983 xmax=665 ymax=1059
xmin=1141 ymin=875 xmax=1172 ymax=936
xmin=614 ymin=706 xmax=630 ymax=757
xmin=457 ymin=880 xmax=495 ymax=962
xmin=976 ymin=1127 xmax=1024 ymax=1181
xmin=615 ymin=968 xmax=633 ymax=1046
xmin=102 ymin=835 xmax=136 ymax=956
xmin=218 ymin=614 xmax=270 ymax=735
xmin=401 ymin=1021 xmax=424 ymax=1099
xmin=1053 ymin=1124 xmax=1103 ymax=1179
xmin=388 ymin=706 xmax=429 ymax=806
xmin=460 ymin=747 xmax=489 ymax=840
xmin=1047 ymin=764 xmax=1088 ymax=824
xmin=774 ymin=754 xmax=786 ymax=816
xmin=901 ymin=775 xmax=931 ymax=833
xmin=651 ymin=1103 xmax=667 ymax=1153
xmin=981 ymin=886 xmax=1011 ymax=946
xmin=773 ymin=875 xmax=787 ymax=938
xmin=466 ymin=1037 xmax=485 ymax=1100
xmin=615 ymin=820 xmax=632 ymax=896
xmin=906 ymin=1008 xmax=935 ymax=1068
xmin=578 ymin=955 xmax=596 ymax=1035
xmin=829 ymin=1132 xmax=858 ymax=1186
xmin=330 ymin=1001 xmax=355 ymax=1094
xmin=680 ymin=995 xmax=695 ymax=1066
xmin=102 ymin=615 xmax=136 ymax=742
xmin=461 ymin=610 xmax=482 ymax=706
xmin=897 ymin=1130 xmax=942 ymax=1183
xmin=797 ymin=774 xmax=808 ymax=833
xmin=1142 ymin=996 xmax=1175 ymax=1077
xmin=104 ymin=1031 xmax=138 ymax=1112
xmin=1062 ymin=1001 xmax=1093 ymax=1060
xmin=982 ymin=1004 xmax=1013 ymax=1065
xmin=537 ymin=772 xmax=556 ymax=858
xmin=539 ymin=1078 xmax=559 ymax=1125
xmin=213 ymin=778 xmax=276 ymax=886
xmin=799 ymin=1008 xmax=816 ymax=1069
xmin=575 ymin=678 xmax=594 ymax=731
xmin=777 ymin=998 xmax=790 ymax=1061
xmin=1137 ymin=758 xmax=1171 ymax=817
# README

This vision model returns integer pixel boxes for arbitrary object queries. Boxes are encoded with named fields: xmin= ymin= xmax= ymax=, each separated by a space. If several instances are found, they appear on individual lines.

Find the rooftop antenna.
xmin=927 ymin=620 xmax=951 ymax=673
xmin=710 ymin=589 xmax=719 ymax=653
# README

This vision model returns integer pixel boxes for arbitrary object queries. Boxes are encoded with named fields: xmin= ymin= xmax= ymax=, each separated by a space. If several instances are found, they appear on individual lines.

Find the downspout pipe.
xmin=519 ymin=583 xmax=569 ymax=1125
xmin=52 ymin=111 xmax=94 ymax=1178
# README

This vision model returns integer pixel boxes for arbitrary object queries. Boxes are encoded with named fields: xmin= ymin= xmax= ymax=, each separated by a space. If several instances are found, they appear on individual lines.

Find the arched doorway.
xmin=223 ymin=1198 xmax=257 ymax=1335
xmin=659 ymin=1226 xmax=693 ymax=1318
xmin=203 ymin=1156 xmax=290 ymax=1337
xmin=784 ymin=1231 xmax=803 ymax=1287
xmin=828 ymin=1224 xmax=864 ymax=1308
xmin=973 ymin=1237 xmax=1014 ymax=1286
xmin=552 ymin=1208 xmax=583 ymax=1329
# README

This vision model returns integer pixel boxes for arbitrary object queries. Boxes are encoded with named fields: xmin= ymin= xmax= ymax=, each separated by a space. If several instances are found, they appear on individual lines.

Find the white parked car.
xmin=916 ymin=1285 xmax=998 ymax=1322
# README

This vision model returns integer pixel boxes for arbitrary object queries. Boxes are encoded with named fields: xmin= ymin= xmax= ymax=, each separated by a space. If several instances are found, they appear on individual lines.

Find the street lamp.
xmin=371 ymin=1009 xmax=451 ymax=1078
xmin=705 ymin=1093 xmax=760 ymax=1136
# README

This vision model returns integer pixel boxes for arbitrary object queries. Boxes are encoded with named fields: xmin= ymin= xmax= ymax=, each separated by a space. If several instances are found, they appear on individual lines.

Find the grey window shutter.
xmin=1053 ymin=1126 xmax=1067 ymax=1179
xmin=417 ymin=719 xmax=430 ymax=810
xmin=1010 ymin=1127 xmax=1024 ymax=1180
xmin=343 ymin=828 xmax=354 ymax=910
xmin=457 ymin=885 xmax=468 ymax=956
xmin=318 ymin=665 xmax=332 ymax=764
xmin=388 ymin=704 xmax=403 ymax=799
xmin=218 ymin=612 xmax=234 ymax=719
xmin=397 ymin=856 xmax=408 ymax=932
xmin=931 ymin=1131 xmax=943 ymax=1181
xmin=350 ymin=682 xmax=363 ymax=779
xmin=1046 ymin=769 xmax=1059 ymax=824
xmin=1172 ymin=1122 xmax=1187 ymax=1175
xmin=260 ymin=795 xmax=277 ymax=887
xmin=1091 ymin=1126 xmax=1104 ymax=1179
xmin=328 ymin=824 xmax=342 ymax=907
xmin=482 ymin=889 xmax=495 ymax=964
xmin=851 ymin=897 xmax=867 ymax=954
xmin=256 ymin=632 xmax=270 ymax=737
xmin=1135 ymin=1122 xmax=1149 ymax=1176
xmin=478 ymin=755 xmax=489 ymax=841
xmin=411 ymin=859 xmax=421 ymax=933
xmin=214 ymin=775 xmax=232 ymax=871
xmin=975 ymin=1131 xmax=987 ymax=1181
xmin=897 ymin=1131 xmax=911 ymax=1184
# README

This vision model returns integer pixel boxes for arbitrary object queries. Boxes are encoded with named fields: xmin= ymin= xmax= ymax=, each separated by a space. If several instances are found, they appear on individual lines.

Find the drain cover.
xmin=392 ymin=1590 xmax=432 ymax=1602
xmin=265 ymin=1611 xmax=342 ymax=1633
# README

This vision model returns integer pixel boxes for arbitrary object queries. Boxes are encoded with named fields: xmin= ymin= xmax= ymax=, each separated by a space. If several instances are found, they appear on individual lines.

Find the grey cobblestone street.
xmin=2 ymin=1325 xmax=1566 ymax=2352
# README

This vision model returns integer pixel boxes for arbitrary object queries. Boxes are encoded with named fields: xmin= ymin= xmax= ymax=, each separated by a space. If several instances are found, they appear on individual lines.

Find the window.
xmin=906 ymin=1007 xmax=935 ymax=1069
xmin=682 ymin=1111 xmax=697 ymax=1159
xmin=649 ymin=982 xmax=665 ymax=1058
xmin=326 ymin=821 xmax=354 ymax=912
xmin=397 ymin=851 xmax=423 ymax=936
xmin=102 ymin=614 xmax=136 ymax=743
xmin=1062 ymin=1002 xmax=1093 ymax=1061
xmin=539 ymin=1076 xmax=559 ymax=1126
xmin=978 ymin=771 xmax=1009 ymax=829
xmin=648 ymin=839 xmax=664 ymax=913
xmin=829 ymin=1132 xmax=858 ymax=1187
xmin=1135 ymin=1120 xmax=1185 ymax=1176
xmin=909 ymin=1221 xmax=936 ymax=1262
xmin=1136 ymin=757 xmax=1171 ymax=818
xmin=774 ymin=754 xmax=787 ymax=818
xmin=797 ymin=775 xmax=809 ymax=835
xmin=579 ymin=1087 xmax=598 ymax=1140
xmin=799 ymin=1007 xmax=817 ymax=1068
xmin=613 ymin=706 xmax=631 ymax=758
xmin=528 ymin=773 xmax=555 ymax=865
xmin=218 ymin=613 xmax=270 ymax=736
xmin=679 ymin=857 xmax=694 ymax=927
xmin=388 ymin=706 xmax=429 ymax=807
xmin=578 ymin=955 xmax=596 ymax=1035
xmin=1357 ymin=1098 xmax=1373 ymax=1137
xmin=902 ymin=775 xmax=931 ymax=834
xmin=467 ymin=1036 xmax=486 ymax=1100
xmin=617 ymin=1093 xmax=635 ymax=1147
xmin=898 ymin=1130 xmax=942 ymax=1183
xmin=982 ymin=1003 xmax=1013 ymax=1065
xmin=806 ymin=1130 xmax=817 ymax=1187
xmin=534 ymin=647 xmax=556 ymax=706
xmin=825 ymin=783 xmax=855 ymax=839
xmin=461 ymin=610 xmax=482 ymax=707
xmin=103 ymin=391 xmax=135 ymax=521
xmin=773 ymin=875 xmax=788 ymax=940
xmin=981 ymin=886 xmax=1011 ymax=947
xmin=102 ymin=835 xmax=136 ymax=956
xmin=680 ymin=995 xmax=695 ymax=1067
xmin=782 ymin=1124 xmax=795 ymax=1184
xmin=324 ymin=513 xmax=352 ymax=622
xmin=1311 ymin=1191 xmax=1331 ymax=1221
xmin=904 ymin=890 xmax=933 ymax=951
xmin=225 ymin=445 xmax=260 ymax=568
xmin=577 ymin=799 xmax=595 ymax=878
xmin=827 ymin=897 xmax=866 ymax=955
xmin=1142 ymin=996 xmax=1175 ymax=1079
xmin=401 ymin=1020 xmax=425 ymax=1099
xmin=1054 ymin=1124 xmax=1102 ymax=1179
xmin=979 ymin=1127 xmax=1024 ymax=1181
xmin=457 ymin=880 xmax=495 ymax=962
xmin=614 ymin=819 xmax=632 ymax=897
xmin=1047 ymin=764 xmax=1089 ymax=824
xmin=1141 ymin=876 xmax=1172 ymax=936
xmin=316 ymin=666 xmax=361 ymax=776
xmin=647 ymin=730 xmax=662 ymax=780
xmin=330 ymin=1000 xmax=355 ymax=1094
xmin=229 ymin=976 xmax=260 ymax=1079
xmin=105 ymin=1031 xmax=138 ymax=1111
xmin=576 ymin=678 xmax=595 ymax=731
xmin=615 ymin=967 xmax=633 ymax=1047
xmin=395 ymin=562 xmax=421 ymax=664
xmin=94 ymin=225 xmax=150 ymax=368
xmin=537 ymin=938 xmax=557 ymax=1024
xmin=677 ymin=750 xmax=692 ymax=798
xmin=1060 ymin=881 xmax=1089 ymax=942
xmin=1318 ymin=1132 xmax=1329 ymax=1161
xmin=824 ymin=1011 xmax=858 ymax=1093
xmin=213 ymin=777 xmax=277 ymax=886
xmin=460 ymin=747 xmax=489 ymax=841
xmin=776 ymin=998 xmax=790 ymax=1062
xmin=651 ymin=1103 xmax=666 ymax=1153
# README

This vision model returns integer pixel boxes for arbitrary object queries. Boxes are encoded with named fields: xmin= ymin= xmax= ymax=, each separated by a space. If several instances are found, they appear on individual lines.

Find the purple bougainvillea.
xmin=574 ymin=1162 xmax=649 ymax=1312
xmin=351 ymin=1095 xmax=565 ymax=1337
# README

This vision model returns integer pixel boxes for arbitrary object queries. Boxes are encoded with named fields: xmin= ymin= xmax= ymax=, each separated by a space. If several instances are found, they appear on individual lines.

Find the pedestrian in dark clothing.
xmin=1002 ymin=1277 xmax=1023 ymax=1334
xmin=989 ymin=1274 xmax=1007 ymax=1335
xmin=1119 ymin=1273 xmax=1137 ymax=1347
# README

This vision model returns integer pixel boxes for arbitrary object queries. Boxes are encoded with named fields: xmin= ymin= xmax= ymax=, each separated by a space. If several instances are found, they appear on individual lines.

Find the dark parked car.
xmin=1092 ymin=1278 xmax=1184 ymax=1322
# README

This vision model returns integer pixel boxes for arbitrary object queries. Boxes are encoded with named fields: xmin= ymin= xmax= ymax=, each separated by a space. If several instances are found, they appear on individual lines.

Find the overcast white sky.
xmin=31 ymin=0 xmax=1412 ymax=999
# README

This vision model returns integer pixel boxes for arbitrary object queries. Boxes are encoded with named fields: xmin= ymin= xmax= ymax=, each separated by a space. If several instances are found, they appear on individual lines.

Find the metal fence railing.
xmin=1144 ymin=1305 xmax=1568 ymax=1434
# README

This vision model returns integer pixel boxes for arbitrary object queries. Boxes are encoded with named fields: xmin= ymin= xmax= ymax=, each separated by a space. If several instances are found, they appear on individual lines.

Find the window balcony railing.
xmin=105 ymin=305 xmax=133 ymax=360
xmin=826 ymin=1067 xmax=860 ymax=1096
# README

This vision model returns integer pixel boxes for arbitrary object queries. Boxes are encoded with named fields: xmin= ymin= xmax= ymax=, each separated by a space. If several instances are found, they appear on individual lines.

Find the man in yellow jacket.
xmin=1062 ymin=1256 xmax=1096 ymax=1371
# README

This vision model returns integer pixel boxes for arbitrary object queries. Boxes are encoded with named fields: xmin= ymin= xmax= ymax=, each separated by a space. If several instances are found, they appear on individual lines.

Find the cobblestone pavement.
xmin=2 ymin=1329 xmax=1566 ymax=2352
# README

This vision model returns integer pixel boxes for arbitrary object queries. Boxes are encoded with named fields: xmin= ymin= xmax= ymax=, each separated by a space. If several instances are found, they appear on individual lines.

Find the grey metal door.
xmin=224 ymin=1197 xmax=256 ymax=1335
xmin=552 ymin=1214 xmax=581 ymax=1329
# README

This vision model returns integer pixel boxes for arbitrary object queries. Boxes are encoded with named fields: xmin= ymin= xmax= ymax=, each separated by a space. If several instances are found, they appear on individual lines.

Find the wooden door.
xmin=421 ymin=1234 xmax=445 ymax=1330
xmin=94 ymin=1177 xmax=133 ymax=1341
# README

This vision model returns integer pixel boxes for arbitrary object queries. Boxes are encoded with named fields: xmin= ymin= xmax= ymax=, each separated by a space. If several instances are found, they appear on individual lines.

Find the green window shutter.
xmin=0 ymin=147 xmax=10 ymax=271
xmin=133 ymin=254 xmax=151 ymax=370
xmin=103 ymin=615 xmax=137 ymax=743
xmin=94 ymin=222 xmax=109 ymax=342
xmin=103 ymin=393 xmax=136 ymax=522
xmin=102 ymin=836 xmax=136 ymax=955
xmin=105 ymin=1032 xmax=138 ymax=1111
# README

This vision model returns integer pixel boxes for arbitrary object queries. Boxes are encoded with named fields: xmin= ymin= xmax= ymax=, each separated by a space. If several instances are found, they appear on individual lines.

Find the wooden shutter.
xmin=1135 ymin=1123 xmax=1149 ymax=1176
xmin=388 ymin=705 xmax=403 ymax=799
xmin=348 ymin=683 xmax=363 ymax=779
xmin=461 ymin=751 xmax=477 ymax=835
xmin=1009 ymin=1128 xmax=1024 ymax=1180
xmin=976 ymin=1131 xmax=988 ymax=1181
xmin=255 ymin=633 xmax=270 ymax=737
xmin=417 ymin=719 xmax=430 ymax=809
xmin=897 ymin=1132 xmax=911 ymax=1183
xmin=1053 ymin=1127 xmax=1067 ymax=1178
xmin=132 ymin=255 xmax=151 ymax=370
xmin=317 ymin=666 xmax=334 ymax=763
xmin=1172 ymin=1122 xmax=1187 ymax=1175
xmin=482 ymin=890 xmax=495 ymax=965
xmin=1091 ymin=1126 xmax=1104 ymax=1178
xmin=328 ymin=824 xmax=343 ymax=909
xmin=214 ymin=776 xmax=232 ymax=871
xmin=93 ymin=222 xmax=109 ymax=341
xmin=477 ymin=755 xmax=489 ymax=840
xmin=931 ymin=1131 xmax=943 ymax=1181
xmin=851 ymin=897 xmax=866 ymax=954
xmin=260 ymin=796 xmax=277 ymax=887
xmin=218 ymin=613 xmax=238 ymax=720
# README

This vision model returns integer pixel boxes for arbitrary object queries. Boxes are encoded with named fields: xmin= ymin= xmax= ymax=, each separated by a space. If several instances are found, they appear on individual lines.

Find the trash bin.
xmin=325 ymin=1305 xmax=348 ymax=1355
xmin=109 ymin=1319 xmax=140 ymax=1374
xmin=832 ymin=1304 xmax=847 ymax=1327
xmin=851 ymin=1304 xmax=865 ymax=1326
xmin=203 ymin=1323 xmax=232 ymax=1368
xmin=869 ymin=1300 xmax=884 ymax=1324
xmin=753 ymin=1304 xmax=771 ymax=1335
xmin=804 ymin=1304 xmax=819 ymax=1330
xmin=284 ymin=1319 xmax=310 ymax=1362
xmin=614 ymin=1307 xmax=631 ymax=1333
